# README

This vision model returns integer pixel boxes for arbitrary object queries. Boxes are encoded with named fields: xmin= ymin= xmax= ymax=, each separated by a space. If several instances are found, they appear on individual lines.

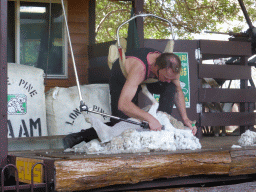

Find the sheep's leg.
xmin=141 ymin=84 xmax=157 ymax=104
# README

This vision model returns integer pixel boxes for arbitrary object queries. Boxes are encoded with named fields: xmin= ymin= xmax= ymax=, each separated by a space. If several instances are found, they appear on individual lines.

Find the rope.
xmin=61 ymin=0 xmax=83 ymax=102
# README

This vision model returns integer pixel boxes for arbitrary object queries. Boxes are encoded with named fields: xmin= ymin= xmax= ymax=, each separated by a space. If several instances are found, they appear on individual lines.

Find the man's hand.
xmin=149 ymin=118 xmax=162 ymax=131
xmin=183 ymin=118 xmax=197 ymax=135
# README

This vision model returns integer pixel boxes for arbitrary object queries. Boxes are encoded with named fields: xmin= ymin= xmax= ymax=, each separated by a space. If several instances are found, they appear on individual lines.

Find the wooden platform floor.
xmin=141 ymin=180 xmax=256 ymax=192
xmin=8 ymin=136 xmax=256 ymax=191
xmin=8 ymin=135 xmax=244 ymax=156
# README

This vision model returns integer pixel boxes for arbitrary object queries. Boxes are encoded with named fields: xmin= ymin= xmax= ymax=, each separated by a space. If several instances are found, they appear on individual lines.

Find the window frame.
xmin=8 ymin=0 xmax=68 ymax=79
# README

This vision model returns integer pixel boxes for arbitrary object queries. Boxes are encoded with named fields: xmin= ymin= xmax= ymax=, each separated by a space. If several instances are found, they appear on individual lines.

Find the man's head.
xmin=155 ymin=53 xmax=181 ymax=73
xmin=155 ymin=53 xmax=181 ymax=82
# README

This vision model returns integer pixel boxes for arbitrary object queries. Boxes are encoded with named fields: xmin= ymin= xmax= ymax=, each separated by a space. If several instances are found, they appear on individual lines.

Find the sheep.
xmin=70 ymin=84 xmax=201 ymax=154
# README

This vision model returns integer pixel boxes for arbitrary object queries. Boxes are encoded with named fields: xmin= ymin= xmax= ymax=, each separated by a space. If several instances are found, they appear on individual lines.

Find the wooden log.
xmin=229 ymin=148 xmax=256 ymax=176
xmin=54 ymin=151 xmax=231 ymax=191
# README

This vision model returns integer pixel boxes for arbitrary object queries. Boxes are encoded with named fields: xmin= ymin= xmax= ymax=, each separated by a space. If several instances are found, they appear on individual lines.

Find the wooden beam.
xmin=199 ymin=65 xmax=251 ymax=80
xmin=200 ymin=40 xmax=252 ymax=60
xmin=0 ymin=0 xmax=8 ymax=168
xmin=198 ymin=88 xmax=256 ymax=103
xmin=200 ymin=112 xmax=256 ymax=126
xmin=89 ymin=0 xmax=96 ymax=45
xmin=133 ymin=0 xmax=144 ymax=48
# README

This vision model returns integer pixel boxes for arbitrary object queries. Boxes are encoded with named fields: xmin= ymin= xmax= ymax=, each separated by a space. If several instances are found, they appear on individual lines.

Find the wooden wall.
xmin=45 ymin=0 xmax=90 ymax=92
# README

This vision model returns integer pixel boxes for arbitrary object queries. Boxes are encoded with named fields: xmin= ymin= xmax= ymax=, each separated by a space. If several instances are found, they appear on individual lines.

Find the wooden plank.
xmin=200 ymin=112 xmax=256 ymax=126
xmin=68 ymin=63 xmax=88 ymax=74
xmin=70 ymin=31 xmax=89 ymax=44
xmin=44 ymin=75 xmax=88 ymax=92
xmin=200 ymin=40 xmax=252 ymax=59
xmin=69 ymin=23 xmax=88 ymax=34
xmin=68 ymin=0 xmax=89 ymax=13
xmin=230 ymin=149 xmax=256 ymax=176
xmin=0 ymin=0 xmax=8 ymax=168
xmin=54 ymin=151 xmax=231 ymax=191
xmin=199 ymin=88 xmax=256 ymax=102
xmin=68 ymin=55 xmax=88 ymax=66
xmin=69 ymin=33 xmax=88 ymax=44
xmin=68 ymin=12 xmax=88 ymax=23
xmin=45 ymin=79 xmax=70 ymax=88
xmin=68 ymin=44 xmax=88 ymax=55
xmin=199 ymin=65 xmax=251 ymax=80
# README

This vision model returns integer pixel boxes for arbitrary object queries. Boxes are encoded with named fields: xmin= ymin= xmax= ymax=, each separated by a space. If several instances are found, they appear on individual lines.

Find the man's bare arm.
xmin=173 ymin=79 xmax=196 ymax=135
xmin=118 ymin=60 xmax=162 ymax=131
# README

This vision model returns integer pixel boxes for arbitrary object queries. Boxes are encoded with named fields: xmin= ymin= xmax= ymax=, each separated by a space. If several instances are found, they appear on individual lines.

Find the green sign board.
xmin=154 ymin=52 xmax=190 ymax=108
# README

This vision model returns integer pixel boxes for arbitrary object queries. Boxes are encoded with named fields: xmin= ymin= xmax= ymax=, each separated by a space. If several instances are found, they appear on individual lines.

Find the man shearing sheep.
xmin=63 ymin=48 xmax=197 ymax=149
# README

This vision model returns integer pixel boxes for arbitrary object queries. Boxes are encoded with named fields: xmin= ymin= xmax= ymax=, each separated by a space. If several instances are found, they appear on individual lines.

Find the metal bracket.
xmin=196 ymin=103 xmax=203 ymax=113
xmin=195 ymin=48 xmax=201 ymax=62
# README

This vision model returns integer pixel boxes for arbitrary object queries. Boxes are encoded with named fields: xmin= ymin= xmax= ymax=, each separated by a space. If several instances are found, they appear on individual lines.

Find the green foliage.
xmin=95 ymin=0 xmax=256 ymax=43
xmin=95 ymin=0 xmax=131 ymax=43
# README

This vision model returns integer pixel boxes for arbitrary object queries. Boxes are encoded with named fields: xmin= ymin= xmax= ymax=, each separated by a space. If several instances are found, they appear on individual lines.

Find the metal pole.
xmin=237 ymin=0 xmax=254 ymax=30
xmin=89 ymin=109 xmax=147 ymax=127
xmin=116 ymin=14 xmax=175 ymax=48
xmin=80 ymin=105 xmax=150 ymax=129
xmin=60 ymin=0 xmax=83 ymax=102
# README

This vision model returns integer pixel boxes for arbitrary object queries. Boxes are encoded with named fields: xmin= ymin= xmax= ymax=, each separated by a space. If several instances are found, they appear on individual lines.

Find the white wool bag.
xmin=46 ymin=84 xmax=111 ymax=136
xmin=7 ymin=63 xmax=47 ymax=138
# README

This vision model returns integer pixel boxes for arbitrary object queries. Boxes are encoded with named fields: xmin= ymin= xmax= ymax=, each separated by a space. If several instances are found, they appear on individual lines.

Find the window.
xmin=7 ymin=0 xmax=67 ymax=78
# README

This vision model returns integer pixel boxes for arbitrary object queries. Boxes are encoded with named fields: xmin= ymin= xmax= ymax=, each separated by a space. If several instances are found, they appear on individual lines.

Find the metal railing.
xmin=0 ymin=163 xmax=48 ymax=192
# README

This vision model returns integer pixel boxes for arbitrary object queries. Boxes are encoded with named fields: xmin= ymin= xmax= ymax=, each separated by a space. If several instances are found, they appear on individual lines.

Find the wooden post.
xmin=132 ymin=0 xmax=144 ymax=48
xmin=0 ymin=0 xmax=8 ymax=168
xmin=89 ymin=0 xmax=96 ymax=45
xmin=240 ymin=56 xmax=249 ymax=134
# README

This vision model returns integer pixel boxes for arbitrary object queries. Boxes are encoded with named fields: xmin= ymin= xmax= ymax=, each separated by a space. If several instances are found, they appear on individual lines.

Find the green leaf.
xmin=95 ymin=0 xmax=256 ymax=42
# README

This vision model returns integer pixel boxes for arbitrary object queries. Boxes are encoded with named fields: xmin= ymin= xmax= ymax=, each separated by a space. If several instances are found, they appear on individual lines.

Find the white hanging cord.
xmin=60 ymin=0 xmax=83 ymax=102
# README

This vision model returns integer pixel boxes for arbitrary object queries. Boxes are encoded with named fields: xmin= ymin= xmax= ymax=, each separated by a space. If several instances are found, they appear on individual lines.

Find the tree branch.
xmin=96 ymin=9 xmax=130 ymax=34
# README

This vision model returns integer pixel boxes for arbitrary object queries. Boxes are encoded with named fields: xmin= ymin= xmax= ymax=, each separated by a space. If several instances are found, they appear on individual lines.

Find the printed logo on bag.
xmin=7 ymin=94 xmax=27 ymax=115
xmin=153 ymin=94 xmax=160 ymax=103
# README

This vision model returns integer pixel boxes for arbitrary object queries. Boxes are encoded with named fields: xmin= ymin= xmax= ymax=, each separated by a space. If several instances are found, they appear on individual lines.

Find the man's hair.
xmin=155 ymin=53 xmax=181 ymax=73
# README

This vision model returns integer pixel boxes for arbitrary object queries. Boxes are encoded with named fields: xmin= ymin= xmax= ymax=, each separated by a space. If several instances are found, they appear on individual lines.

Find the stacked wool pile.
xmin=237 ymin=130 xmax=256 ymax=146
xmin=71 ymin=103 xmax=201 ymax=154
